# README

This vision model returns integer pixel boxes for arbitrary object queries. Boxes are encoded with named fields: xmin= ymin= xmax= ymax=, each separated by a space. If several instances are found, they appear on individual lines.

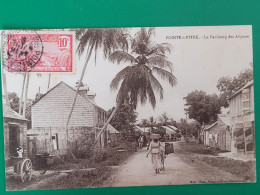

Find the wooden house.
xmin=201 ymin=125 xmax=210 ymax=146
xmin=203 ymin=114 xmax=231 ymax=151
xmin=29 ymin=81 xmax=108 ymax=156
xmin=228 ymin=80 xmax=255 ymax=158
xmin=3 ymin=104 xmax=28 ymax=159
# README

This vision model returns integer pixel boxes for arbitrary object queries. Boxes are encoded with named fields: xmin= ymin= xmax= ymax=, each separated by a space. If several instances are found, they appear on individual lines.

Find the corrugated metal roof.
xmin=167 ymin=125 xmax=178 ymax=131
xmin=162 ymin=126 xmax=177 ymax=134
xmin=135 ymin=126 xmax=151 ymax=132
xmin=204 ymin=122 xmax=217 ymax=131
xmin=3 ymin=104 xmax=28 ymax=121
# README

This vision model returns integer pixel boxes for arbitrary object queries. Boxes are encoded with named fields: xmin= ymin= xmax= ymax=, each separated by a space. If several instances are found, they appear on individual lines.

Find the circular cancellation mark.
xmin=5 ymin=31 xmax=43 ymax=72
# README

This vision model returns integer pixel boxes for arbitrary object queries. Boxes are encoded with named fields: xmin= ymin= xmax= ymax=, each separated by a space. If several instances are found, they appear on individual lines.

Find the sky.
xmin=2 ymin=26 xmax=253 ymax=122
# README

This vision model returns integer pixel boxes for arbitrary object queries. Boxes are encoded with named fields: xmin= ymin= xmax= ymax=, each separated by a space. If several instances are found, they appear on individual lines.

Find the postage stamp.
xmin=1 ymin=30 xmax=74 ymax=72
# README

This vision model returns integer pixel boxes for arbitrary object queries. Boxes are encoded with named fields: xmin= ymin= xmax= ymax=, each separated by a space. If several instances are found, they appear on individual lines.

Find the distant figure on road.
xmin=138 ymin=135 xmax=144 ymax=149
xmin=146 ymin=136 xmax=163 ymax=174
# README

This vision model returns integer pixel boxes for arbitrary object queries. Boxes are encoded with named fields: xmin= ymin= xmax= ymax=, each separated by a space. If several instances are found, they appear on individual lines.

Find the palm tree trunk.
xmin=23 ymin=73 xmax=30 ymax=117
xmin=65 ymin=43 xmax=95 ymax=148
xmin=94 ymin=105 xmax=119 ymax=145
xmin=47 ymin=74 xmax=51 ymax=90
xmin=1 ymin=67 xmax=10 ymax=107
xmin=19 ymin=73 xmax=26 ymax=115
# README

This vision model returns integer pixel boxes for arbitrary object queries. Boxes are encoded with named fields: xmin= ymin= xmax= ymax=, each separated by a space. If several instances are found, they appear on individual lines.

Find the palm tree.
xmin=148 ymin=116 xmax=156 ymax=128
xmin=65 ymin=28 xmax=128 ymax=147
xmin=47 ymin=74 xmax=51 ymax=90
xmin=95 ymin=28 xmax=177 ymax=143
xmin=1 ymin=67 xmax=10 ymax=107
xmin=19 ymin=73 xmax=26 ymax=114
xmin=158 ymin=112 xmax=170 ymax=125
xmin=169 ymin=117 xmax=177 ymax=126
xmin=23 ymin=73 xmax=30 ymax=117
xmin=140 ymin=118 xmax=149 ymax=127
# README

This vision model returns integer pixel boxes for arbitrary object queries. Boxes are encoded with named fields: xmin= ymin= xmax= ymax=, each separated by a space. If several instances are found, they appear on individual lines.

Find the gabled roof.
xmin=32 ymin=81 xmax=107 ymax=112
xmin=135 ymin=126 xmax=143 ymax=132
xmin=167 ymin=125 xmax=178 ymax=131
xmin=228 ymin=80 xmax=253 ymax=100
xmin=204 ymin=122 xmax=217 ymax=131
xmin=3 ymin=104 xmax=28 ymax=121
xmin=218 ymin=114 xmax=230 ymax=126
xmin=135 ymin=126 xmax=150 ymax=132
xmin=107 ymin=124 xmax=119 ymax=134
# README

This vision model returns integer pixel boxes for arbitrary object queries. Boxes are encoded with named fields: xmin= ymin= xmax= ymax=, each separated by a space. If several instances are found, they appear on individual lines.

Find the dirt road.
xmin=103 ymin=142 xmax=241 ymax=187
xmin=6 ymin=142 xmax=247 ymax=190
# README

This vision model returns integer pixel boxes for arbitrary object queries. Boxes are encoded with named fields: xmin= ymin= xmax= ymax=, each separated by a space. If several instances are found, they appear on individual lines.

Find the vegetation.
xmin=177 ymin=119 xmax=201 ymax=138
xmin=177 ymin=141 xmax=256 ymax=182
xmin=107 ymin=101 xmax=137 ymax=139
xmin=8 ymin=92 xmax=32 ymax=128
xmin=217 ymin=67 xmax=253 ymax=107
xmin=184 ymin=90 xmax=222 ymax=126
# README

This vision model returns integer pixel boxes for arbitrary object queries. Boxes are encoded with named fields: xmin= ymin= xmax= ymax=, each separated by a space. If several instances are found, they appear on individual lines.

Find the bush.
xmin=71 ymin=132 xmax=95 ymax=159
xmin=92 ymin=149 xmax=106 ymax=163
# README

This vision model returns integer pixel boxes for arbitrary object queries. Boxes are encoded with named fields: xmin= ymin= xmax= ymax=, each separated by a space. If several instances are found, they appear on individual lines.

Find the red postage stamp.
xmin=6 ymin=33 xmax=73 ymax=72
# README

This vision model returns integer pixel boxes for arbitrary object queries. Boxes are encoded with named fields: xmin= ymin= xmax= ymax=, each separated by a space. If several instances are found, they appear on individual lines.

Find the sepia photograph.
xmin=0 ymin=26 xmax=256 ymax=191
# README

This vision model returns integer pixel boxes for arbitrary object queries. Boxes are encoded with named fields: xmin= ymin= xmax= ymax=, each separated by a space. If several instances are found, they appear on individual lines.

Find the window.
xmin=242 ymin=88 xmax=250 ymax=113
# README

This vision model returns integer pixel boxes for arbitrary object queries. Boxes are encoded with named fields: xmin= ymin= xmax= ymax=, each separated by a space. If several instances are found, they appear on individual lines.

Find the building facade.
xmin=203 ymin=115 xmax=231 ymax=151
xmin=3 ymin=105 xmax=28 ymax=160
xmin=229 ymin=80 xmax=255 ymax=158
xmin=29 ymin=81 xmax=108 ymax=156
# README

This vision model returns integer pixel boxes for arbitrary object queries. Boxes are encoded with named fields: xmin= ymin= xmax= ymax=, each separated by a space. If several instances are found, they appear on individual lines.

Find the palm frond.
xmin=131 ymin=28 xmax=153 ymax=55
xmin=77 ymin=28 xmax=128 ymax=58
xmin=103 ymin=28 xmax=129 ymax=58
xmin=147 ymin=27 xmax=156 ymax=38
xmin=148 ymin=43 xmax=172 ymax=55
xmin=147 ymin=55 xmax=173 ymax=72
xmin=76 ymin=29 xmax=97 ymax=55
xmin=152 ymin=66 xmax=177 ymax=86
xmin=75 ymin=29 xmax=87 ymax=40
xmin=145 ymin=80 xmax=156 ymax=109
xmin=109 ymin=51 xmax=137 ymax=64
xmin=110 ymin=66 xmax=132 ymax=90
xmin=116 ymin=78 xmax=129 ymax=104
xmin=147 ymin=70 xmax=164 ymax=100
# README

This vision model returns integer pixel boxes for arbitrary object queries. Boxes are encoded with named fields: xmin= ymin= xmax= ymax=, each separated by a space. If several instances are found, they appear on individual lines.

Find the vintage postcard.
xmin=0 ymin=26 xmax=256 ymax=191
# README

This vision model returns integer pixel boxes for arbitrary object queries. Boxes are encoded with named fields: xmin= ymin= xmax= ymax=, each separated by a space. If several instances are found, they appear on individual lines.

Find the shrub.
xmin=92 ymin=148 xmax=109 ymax=163
xmin=71 ymin=132 xmax=95 ymax=159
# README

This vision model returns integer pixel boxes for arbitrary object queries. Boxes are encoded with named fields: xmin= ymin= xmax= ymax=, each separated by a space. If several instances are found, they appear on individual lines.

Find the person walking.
xmin=146 ymin=134 xmax=163 ymax=174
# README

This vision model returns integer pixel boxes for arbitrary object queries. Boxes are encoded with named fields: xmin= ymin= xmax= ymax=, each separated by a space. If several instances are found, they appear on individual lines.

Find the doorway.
xmin=9 ymin=124 xmax=20 ymax=157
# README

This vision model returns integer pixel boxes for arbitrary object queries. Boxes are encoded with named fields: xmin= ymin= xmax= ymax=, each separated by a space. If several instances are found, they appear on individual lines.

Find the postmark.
xmin=7 ymin=33 xmax=43 ymax=72
xmin=2 ymin=31 xmax=74 ymax=72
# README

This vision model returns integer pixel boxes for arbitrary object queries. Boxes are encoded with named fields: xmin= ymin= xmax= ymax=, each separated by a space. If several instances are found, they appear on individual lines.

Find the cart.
xmin=34 ymin=153 xmax=56 ymax=174
xmin=5 ymin=157 xmax=33 ymax=182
